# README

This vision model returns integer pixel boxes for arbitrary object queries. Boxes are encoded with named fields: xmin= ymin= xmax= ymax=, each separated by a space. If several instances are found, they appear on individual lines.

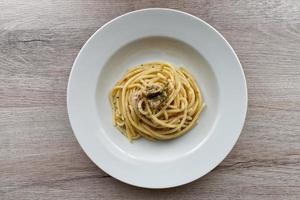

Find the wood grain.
xmin=1 ymin=0 xmax=300 ymax=199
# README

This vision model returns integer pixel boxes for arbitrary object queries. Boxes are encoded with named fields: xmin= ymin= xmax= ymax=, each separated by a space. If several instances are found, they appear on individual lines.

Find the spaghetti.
xmin=109 ymin=62 xmax=205 ymax=141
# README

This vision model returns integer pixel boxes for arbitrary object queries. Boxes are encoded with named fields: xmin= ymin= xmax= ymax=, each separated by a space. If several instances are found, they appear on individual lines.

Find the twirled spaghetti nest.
xmin=110 ymin=62 xmax=204 ymax=141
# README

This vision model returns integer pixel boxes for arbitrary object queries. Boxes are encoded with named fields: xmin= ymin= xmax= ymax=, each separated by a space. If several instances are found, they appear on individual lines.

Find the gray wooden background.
xmin=1 ymin=0 xmax=299 ymax=199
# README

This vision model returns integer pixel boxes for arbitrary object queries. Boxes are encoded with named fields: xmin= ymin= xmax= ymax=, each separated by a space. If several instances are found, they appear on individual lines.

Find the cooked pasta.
xmin=109 ymin=62 xmax=205 ymax=141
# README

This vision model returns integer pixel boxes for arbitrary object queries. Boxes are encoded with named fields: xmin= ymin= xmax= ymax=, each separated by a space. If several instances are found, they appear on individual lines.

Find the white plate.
xmin=67 ymin=8 xmax=247 ymax=188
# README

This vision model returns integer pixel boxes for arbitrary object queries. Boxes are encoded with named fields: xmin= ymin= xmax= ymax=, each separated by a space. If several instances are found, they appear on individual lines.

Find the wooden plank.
xmin=1 ymin=0 xmax=299 ymax=199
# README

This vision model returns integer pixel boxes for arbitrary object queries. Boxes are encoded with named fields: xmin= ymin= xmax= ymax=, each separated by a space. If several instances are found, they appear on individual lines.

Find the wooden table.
xmin=1 ymin=1 xmax=299 ymax=199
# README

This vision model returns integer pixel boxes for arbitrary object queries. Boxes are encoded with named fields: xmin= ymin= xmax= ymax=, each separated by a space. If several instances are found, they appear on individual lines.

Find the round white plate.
xmin=67 ymin=8 xmax=247 ymax=188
